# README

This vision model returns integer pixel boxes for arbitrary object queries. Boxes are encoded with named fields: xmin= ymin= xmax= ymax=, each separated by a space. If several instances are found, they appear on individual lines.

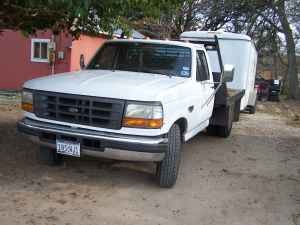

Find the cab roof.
xmin=105 ymin=38 xmax=205 ymax=50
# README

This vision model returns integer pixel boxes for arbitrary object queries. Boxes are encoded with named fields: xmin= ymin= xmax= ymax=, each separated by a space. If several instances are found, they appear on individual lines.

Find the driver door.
xmin=196 ymin=50 xmax=215 ymax=121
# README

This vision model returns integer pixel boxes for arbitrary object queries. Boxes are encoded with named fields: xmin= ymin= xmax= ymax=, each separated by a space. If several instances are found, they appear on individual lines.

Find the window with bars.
xmin=31 ymin=39 xmax=50 ymax=62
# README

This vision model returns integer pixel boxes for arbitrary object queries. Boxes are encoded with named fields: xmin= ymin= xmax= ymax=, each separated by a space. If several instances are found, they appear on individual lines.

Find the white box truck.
xmin=18 ymin=32 xmax=257 ymax=187
xmin=180 ymin=31 xmax=258 ymax=114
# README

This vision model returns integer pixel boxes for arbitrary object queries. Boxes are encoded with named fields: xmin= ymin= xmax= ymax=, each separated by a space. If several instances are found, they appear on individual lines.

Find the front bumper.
xmin=17 ymin=118 xmax=168 ymax=162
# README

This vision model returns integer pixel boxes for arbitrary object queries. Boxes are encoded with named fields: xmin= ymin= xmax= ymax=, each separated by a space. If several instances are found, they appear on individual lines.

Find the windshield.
xmin=87 ymin=42 xmax=192 ymax=77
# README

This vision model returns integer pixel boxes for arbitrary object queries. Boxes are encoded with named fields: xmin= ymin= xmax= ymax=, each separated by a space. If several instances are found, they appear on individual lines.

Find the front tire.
xmin=156 ymin=124 xmax=182 ymax=188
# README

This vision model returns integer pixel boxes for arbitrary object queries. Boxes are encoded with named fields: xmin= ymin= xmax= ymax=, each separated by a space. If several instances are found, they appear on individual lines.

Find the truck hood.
xmin=24 ymin=70 xmax=188 ymax=101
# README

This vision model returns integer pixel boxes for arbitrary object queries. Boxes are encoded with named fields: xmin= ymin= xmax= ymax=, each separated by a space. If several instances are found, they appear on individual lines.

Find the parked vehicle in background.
xmin=268 ymin=79 xmax=281 ymax=102
xmin=255 ymin=75 xmax=281 ymax=102
xmin=256 ymin=75 xmax=270 ymax=101
xmin=18 ymin=32 xmax=256 ymax=187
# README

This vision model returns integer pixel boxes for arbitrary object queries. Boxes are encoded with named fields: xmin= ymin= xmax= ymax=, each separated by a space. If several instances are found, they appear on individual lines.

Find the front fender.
xmin=160 ymin=100 xmax=191 ymax=135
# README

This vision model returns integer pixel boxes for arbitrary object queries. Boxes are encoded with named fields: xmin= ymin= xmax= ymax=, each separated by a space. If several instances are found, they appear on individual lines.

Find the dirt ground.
xmin=0 ymin=97 xmax=299 ymax=225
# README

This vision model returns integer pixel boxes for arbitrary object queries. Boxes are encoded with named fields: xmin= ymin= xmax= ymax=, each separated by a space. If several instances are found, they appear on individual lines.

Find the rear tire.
xmin=39 ymin=146 xmax=63 ymax=166
xmin=216 ymin=122 xmax=232 ymax=138
xmin=206 ymin=125 xmax=218 ymax=136
xmin=156 ymin=124 xmax=182 ymax=188
xmin=216 ymin=104 xmax=234 ymax=138
xmin=249 ymin=105 xmax=256 ymax=114
xmin=249 ymin=98 xmax=257 ymax=114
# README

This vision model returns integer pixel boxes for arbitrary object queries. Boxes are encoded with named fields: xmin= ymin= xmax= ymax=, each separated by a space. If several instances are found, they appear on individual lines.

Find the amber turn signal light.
xmin=21 ymin=102 xmax=33 ymax=112
xmin=123 ymin=117 xmax=163 ymax=129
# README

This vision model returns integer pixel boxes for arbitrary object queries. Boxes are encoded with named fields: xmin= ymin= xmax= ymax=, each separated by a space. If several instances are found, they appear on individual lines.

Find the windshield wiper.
xmin=141 ymin=69 xmax=174 ymax=78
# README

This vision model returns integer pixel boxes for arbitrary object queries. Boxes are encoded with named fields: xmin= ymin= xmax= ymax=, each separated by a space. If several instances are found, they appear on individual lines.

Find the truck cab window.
xmin=196 ymin=51 xmax=210 ymax=81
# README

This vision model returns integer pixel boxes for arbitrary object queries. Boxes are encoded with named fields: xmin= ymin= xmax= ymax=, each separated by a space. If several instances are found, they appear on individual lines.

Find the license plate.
xmin=56 ymin=139 xmax=80 ymax=157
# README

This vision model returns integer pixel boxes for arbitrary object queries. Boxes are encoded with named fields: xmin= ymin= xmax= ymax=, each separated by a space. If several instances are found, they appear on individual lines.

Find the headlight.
xmin=21 ymin=90 xmax=33 ymax=112
xmin=122 ymin=102 xmax=163 ymax=129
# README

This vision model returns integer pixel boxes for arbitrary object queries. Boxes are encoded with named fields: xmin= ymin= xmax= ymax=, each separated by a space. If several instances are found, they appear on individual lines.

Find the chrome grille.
xmin=34 ymin=91 xmax=125 ymax=129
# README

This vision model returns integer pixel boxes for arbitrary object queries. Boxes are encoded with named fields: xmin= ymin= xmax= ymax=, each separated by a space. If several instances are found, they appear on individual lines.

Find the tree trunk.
xmin=277 ymin=1 xmax=299 ymax=99
xmin=273 ymin=54 xmax=278 ymax=79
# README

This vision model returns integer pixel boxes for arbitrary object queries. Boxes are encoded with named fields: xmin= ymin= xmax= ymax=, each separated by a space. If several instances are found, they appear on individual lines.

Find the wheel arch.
xmin=174 ymin=117 xmax=188 ymax=142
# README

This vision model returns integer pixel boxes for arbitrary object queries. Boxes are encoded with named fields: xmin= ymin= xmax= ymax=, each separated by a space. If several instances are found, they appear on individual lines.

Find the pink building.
xmin=0 ymin=30 xmax=107 ymax=90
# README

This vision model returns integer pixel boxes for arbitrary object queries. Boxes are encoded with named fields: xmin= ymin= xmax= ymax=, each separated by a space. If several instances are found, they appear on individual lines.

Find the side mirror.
xmin=222 ymin=64 xmax=234 ymax=82
xmin=80 ymin=54 xmax=85 ymax=69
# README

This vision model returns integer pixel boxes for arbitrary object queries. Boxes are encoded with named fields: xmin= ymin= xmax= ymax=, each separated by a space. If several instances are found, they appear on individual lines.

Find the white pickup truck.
xmin=18 ymin=31 xmax=257 ymax=187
